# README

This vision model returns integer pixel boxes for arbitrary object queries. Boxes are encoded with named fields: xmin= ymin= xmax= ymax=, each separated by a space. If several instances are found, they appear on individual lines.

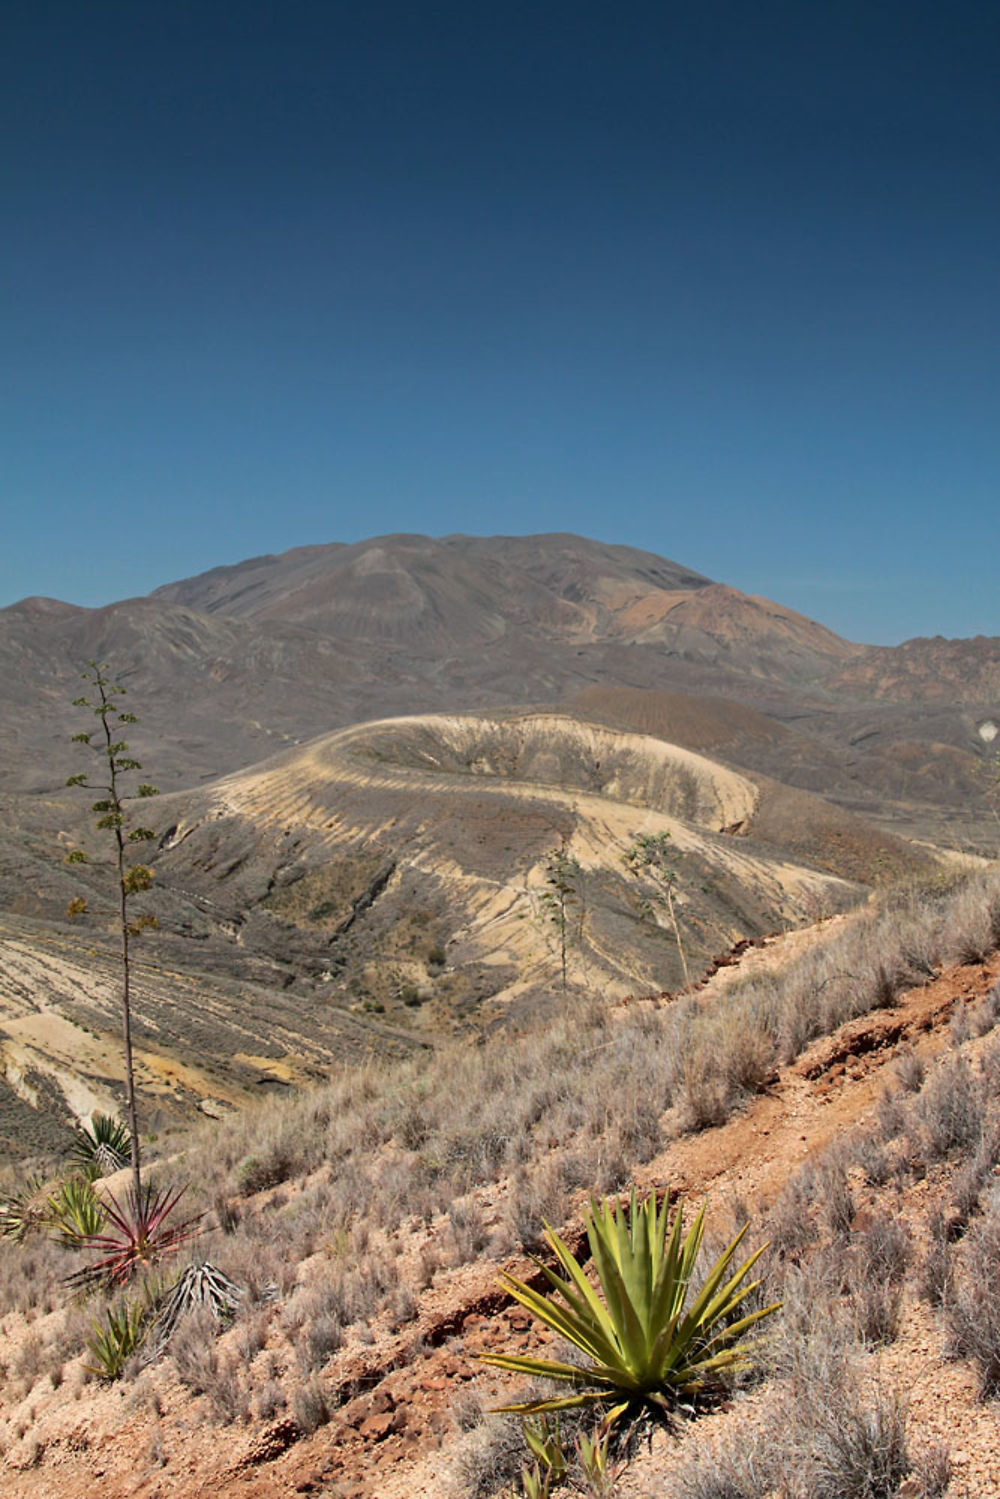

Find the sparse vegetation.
xmin=71 ymin=1114 xmax=132 ymax=1178
xmin=85 ymin=1295 xmax=151 ymax=1381
xmin=46 ymin=1175 xmax=107 ymax=1247
xmin=2 ymin=827 xmax=999 ymax=1490
xmin=65 ymin=1181 xmax=199 ymax=1291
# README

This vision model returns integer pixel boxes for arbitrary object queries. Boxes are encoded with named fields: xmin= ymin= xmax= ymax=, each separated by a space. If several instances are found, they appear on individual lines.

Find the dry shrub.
xmin=970 ymin=988 xmax=1000 ymax=1037
xmin=235 ymin=1144 xmax=301 ymax=1197
xmin=848 ymin=1216 xmax=910 ymax=1349
xmin=506 ymin=1161 xmax=569 ymax=1252
xmin=785 ymin=1379 xmax=909 ymax=1499
xmin=675 ymin=1334 xmax=908 ymax=1499
xmin=816 ymin=1153 xmax=856 ymax=1241
xmin=849 ymin=1271 xmax=902 ymax=1348
xmin=448 ymin=1200 xmax=490 ymax=1262
xmin=892 ymin=1047 xmax=925 ymax=1093
xmin=917 ymin=1211 xmax=954 ymax=1308
xmin=171 ymin=1309 xmax=219 ymax=1385
xmin=668 ymin=1431 xmax=777 ymax=1499
xmin=946 ymin=1211 xmax=1000 ymax=1398
xmin=450 ymin=1387 xmax=486 ymax=1433
xmin=940 ymin=880 xmax=1000 ymax=966
xmin=917 ymin=1056 xmax=985 ymax=1159
xmin=287 ymin=1255 xmax=391 ymax=1334
xmin=0 ymin=1237 xmax=65 ymax=1317
xmin=234 ymin=1308 xmax=270 ymax=1364
xmin=852 ymin=1133 xmax=892 ymax=1187
xmin=446 ymin=1411 xmax=531 ymax=1499
xmin=909 ymin=1441 xmax=952 ymax=1498
xmin=676 ymin=1051 xmax=730 ymax=1132
xmin=859 ymin=1213 xmax=910 ymax=1284
xmin=297 ymin=1314 xmax=343 ymax=1374
xmin=766 ymin=1171 xmax=817 ymax=1258
xmin=722 ymin=1022 xmax=777 ymax=1097
xmin=171 ymin=1311 xmax=248 ymax=1424
xmin=951 ymin=1126 xmax=1000 ymax=1223
xmin=291 ymin=1374 xmax=331 ymax=1433
xmin=254 ymin=1379 xmax=286 ymax=1420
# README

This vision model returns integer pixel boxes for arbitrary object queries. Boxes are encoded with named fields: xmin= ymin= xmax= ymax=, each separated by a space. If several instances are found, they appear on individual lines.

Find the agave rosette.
xmin=66 ymin=1182 xmax=199 ymax=1290
xmin=479 ymin=1188 xmax=780 ymax=1425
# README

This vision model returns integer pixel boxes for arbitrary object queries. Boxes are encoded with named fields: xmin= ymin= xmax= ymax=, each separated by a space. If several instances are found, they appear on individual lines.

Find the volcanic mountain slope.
xmin=565 ymin=682 xmax=998 ymax=850
xmin=144 ymin=708 xmax=928 ymax=1021
xmin=1 ymin=533 xmax=996 ymax=852
xmin=0 ymin=708 xmax=939 ymax=1153
xmin=0 ymin=532 xmax=861 ymax=796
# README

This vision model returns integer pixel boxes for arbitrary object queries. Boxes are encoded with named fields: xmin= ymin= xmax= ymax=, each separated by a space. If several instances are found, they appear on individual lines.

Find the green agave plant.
xmin=70 ymin=1113 xmax=132 ymax=1178
xmin=47 ymin=1175 xmax=108 ymax=1247
xmin=85 ymin=1296 xmax=150 ymax=1380
xmin=478 ymin=1188 xmax=780 ymax=1427
xmin=0 ymin=1173 xmax=50 ymax=1241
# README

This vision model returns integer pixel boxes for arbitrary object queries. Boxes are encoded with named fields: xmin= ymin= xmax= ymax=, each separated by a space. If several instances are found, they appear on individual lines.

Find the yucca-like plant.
xmin=479 ymin=1188 xmax=780 ymax=1428
xmin=47 ymin=1175 xmax=108 ymax=1246
xmin=71 ymin=1114 xmax=132 ymax=1178
xmin=520 ymin=1414 xmax=568 ymax=1499
xmin=85 ymin=1296 xmax=151 ymax=1380
xmin=65 ymin=1182 xmax=199 ymax=1291
xmin=0 ymin=1173 xmax=50 ymax=1241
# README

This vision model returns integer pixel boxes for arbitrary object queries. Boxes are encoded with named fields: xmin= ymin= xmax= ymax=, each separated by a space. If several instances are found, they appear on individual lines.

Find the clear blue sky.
xmin=3 ymin=1 xmax=998 ymax=644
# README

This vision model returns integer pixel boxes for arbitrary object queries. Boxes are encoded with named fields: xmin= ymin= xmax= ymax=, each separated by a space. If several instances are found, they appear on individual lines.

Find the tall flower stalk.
xmin=66 ymin=662 xmax=159 ymax=1199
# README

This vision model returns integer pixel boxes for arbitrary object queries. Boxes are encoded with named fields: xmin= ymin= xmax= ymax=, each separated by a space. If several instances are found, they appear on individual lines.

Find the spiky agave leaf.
xmin=65 ymin=1181 xmax=199 ymax=1291
xmin=70 ymin=1113 xmax=131 ymax=1178
xmin=47 ymin=1175 xmax=108 ymax=1246
xmin=0 ymin=1174 xmax=51 ymax=1241
xmin=85 ymin=1295 xmax=150 ymax=1380
xmin=145 ymin=1261 xmax=244 ymax=1357
xmin=478 ymin=1188 xmax=780 ymax=1424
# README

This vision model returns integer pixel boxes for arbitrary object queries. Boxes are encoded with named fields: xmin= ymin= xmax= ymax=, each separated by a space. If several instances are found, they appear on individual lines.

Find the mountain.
xmin=1 ymin=531 xmax=996 ymax=841
xmin=0 ymin=532 xmax=858 ymax=796
xmin=0 ymin=528 xmax=995 ymax=1155
xmin=150 ymin=531 xmax=855 ymax=671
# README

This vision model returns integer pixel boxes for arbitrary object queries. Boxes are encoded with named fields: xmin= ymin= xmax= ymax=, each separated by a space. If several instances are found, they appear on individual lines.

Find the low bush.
xmin=291 ymin=1375 xmax=331 ymax=1433
xmin=917 ymin=1056 xmax=985 ymax=1160
xmin=946 ymin=1212 xmax=1000 ymax=1398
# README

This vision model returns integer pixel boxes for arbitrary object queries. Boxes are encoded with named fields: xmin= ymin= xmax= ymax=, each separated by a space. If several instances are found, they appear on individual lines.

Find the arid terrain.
xmin=1 ymin=532 xmax=999 ymax=1496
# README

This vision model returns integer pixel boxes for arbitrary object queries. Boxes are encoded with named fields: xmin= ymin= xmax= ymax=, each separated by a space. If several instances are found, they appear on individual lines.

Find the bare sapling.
xmin=65 ymin=661 xmax=160 ymax=1199
xmin=539 ymin=840 xmax=583 ymax=992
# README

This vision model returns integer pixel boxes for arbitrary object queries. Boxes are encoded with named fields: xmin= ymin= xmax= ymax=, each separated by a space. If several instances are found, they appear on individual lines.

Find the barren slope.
xmin=4 ymin=913 xmax=1000 ymax=1497
xmin=0 ymin=710 xmax=914 ymax=1149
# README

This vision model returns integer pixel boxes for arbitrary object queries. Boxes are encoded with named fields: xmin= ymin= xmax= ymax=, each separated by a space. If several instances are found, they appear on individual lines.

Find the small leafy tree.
xmin=624 ymin=832 xmax=690 ymax=988
xmin=65 ymin=662 xmax=160 ymax=1199
xmin=539 ymin=841 xmax=582 ymax=992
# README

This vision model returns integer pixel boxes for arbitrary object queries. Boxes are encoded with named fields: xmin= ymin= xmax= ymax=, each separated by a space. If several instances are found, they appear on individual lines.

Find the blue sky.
xmin=2 ymin=1 xmax=998 ymax=643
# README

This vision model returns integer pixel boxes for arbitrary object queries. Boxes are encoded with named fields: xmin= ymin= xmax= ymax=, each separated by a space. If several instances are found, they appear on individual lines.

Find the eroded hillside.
xmin=0 ymin=709 xmax=933 ymax=1152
